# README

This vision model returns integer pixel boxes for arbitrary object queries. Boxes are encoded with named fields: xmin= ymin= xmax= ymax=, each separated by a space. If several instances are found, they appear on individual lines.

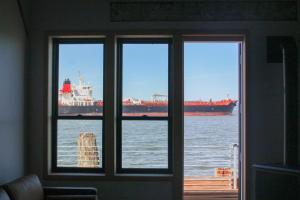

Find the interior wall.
xmin=27 ymin=0 xmax=300 ymax=200
xmin=0 ymin=0 xmax=27 ymax=184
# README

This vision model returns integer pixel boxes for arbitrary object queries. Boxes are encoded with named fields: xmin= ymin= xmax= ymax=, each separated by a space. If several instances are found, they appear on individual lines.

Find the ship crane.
xmin=152 ymin=94 xmax=167 ymax=102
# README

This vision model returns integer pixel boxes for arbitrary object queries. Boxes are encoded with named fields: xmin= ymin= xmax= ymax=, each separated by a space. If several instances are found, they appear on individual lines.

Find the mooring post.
xmin=77 ymin=132 xmax=99 ymax=168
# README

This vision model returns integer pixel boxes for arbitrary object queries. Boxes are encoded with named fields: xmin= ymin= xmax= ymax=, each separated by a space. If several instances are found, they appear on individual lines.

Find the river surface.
xmin=57 ymin=109 xmax=239 ymax=176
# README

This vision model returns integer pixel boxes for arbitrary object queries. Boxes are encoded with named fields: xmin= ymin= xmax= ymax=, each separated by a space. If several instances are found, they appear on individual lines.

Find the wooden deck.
xmin=184 ymin=177 xmax=238 ymax=200
xmin=184 ymin=190 xmax=238 ymax=200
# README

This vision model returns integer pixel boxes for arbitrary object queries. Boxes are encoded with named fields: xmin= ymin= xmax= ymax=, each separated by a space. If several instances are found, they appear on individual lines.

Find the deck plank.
xmin=184 ymin=178 xmax=238 ymax=200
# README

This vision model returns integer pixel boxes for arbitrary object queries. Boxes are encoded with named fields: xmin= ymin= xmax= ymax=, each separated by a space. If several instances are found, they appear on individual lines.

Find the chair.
xmin=0 ymin=174 xmax=97 ymax=200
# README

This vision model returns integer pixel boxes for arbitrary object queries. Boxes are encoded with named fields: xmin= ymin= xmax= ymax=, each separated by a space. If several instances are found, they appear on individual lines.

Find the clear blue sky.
xmin=123 ymin=44 xmax=168 ymax=100
xmin=59 ymin=42 xmax=239 ymax=101
xmin=184 ymin=42 xmax=239 ymax=101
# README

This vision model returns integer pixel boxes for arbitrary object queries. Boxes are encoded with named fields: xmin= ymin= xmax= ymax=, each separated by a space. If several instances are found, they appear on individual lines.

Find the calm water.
xmin=57 ymin=110 xmax=239 ymax=176
xmin=184 ymin=110 xmax=239 ymax=176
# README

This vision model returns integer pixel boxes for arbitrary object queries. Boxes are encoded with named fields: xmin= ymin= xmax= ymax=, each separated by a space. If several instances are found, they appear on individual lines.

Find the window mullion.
xmin=104 ymin=34 xmax=116 ymax=177
xmin=121 ymin=117 xmax=169 ymax=121
xmin=57 ymin=116 xmax=103 ymax=120
xmin=172 ymin=33 xmax=184 ymax=199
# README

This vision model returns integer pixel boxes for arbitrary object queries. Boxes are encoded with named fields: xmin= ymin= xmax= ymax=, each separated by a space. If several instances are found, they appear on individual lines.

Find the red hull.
xmin=123 ymin=112 xmax=233 ymax=117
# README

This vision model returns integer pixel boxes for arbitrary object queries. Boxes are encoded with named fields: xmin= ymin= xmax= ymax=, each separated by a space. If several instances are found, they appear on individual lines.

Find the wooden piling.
xmin=77 ymin=132 xmax=99 ymax=168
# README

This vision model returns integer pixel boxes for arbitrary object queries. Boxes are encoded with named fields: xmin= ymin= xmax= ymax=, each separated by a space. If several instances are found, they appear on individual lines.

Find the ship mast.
xmin=78 ymin=71 xmax=84 ymax=86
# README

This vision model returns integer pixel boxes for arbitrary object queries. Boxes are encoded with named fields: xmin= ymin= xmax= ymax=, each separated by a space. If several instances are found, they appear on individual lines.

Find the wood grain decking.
xmin=184 ymin=190 xmax=238 ymax=200
xmin=184 ymin=177 xmax=238 ymax=200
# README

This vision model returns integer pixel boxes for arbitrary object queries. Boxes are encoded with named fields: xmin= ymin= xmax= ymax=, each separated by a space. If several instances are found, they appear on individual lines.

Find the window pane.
xmin=122 ymin=120 xmax=168 ymax=169
xmin=122 ymin=43 xmax=168 ymax=116
xmin=184 ymin=42 xmax=239 ymax=177
xmin=57 ymin=120 xmax=102 ymax=168
xmin=58 ymin=43 xmax=103 ymax=116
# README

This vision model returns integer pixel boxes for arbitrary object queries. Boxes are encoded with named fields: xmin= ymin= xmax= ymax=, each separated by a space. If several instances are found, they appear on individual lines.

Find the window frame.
xmin=116 ymin=38 xmax=173 ymax=174
xmin=51 ymin=38 xmax=105 ymax=173
xmin=45 ymin=35 xmax=247 ymax=200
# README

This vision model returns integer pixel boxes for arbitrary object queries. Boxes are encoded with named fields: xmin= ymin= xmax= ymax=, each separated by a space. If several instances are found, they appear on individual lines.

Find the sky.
xmin=184 ymin=42 xmax=239 ymax=101
xmin=59 ymin=42 xmax=239 ymax=101
xmin=123 ymin=44 xmax=168 ymax=100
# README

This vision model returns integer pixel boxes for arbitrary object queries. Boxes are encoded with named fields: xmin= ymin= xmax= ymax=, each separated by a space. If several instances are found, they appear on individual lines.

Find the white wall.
xmin=27 ymin=0 xmax=300 ymax=199
xmin=0 ymin=0 xmax=27 ymax=184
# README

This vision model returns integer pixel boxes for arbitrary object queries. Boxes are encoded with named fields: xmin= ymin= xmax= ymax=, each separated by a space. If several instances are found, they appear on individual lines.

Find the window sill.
xmin=44 ymin=172 xmax=174 ymax=181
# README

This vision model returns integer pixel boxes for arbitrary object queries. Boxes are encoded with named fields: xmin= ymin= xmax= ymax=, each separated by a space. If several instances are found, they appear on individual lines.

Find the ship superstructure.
xmin=59 ymin=76 xmax=95 ymax=106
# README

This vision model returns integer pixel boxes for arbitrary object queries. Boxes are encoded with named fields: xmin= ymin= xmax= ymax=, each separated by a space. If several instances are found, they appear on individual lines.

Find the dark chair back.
xmin=3 ymin=175 xmax=44 ymax=200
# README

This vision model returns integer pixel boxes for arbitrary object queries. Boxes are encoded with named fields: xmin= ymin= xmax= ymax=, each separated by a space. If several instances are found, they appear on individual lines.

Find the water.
xmin=57 ymin=110 xmax=238 ymax=176
xmin=57 ymin=120 xmax=103 ymax=168
xmin=122 ymin=120 xmax=168 ymax=169
xmin=184 ymin=110 xmax=239 ymax=176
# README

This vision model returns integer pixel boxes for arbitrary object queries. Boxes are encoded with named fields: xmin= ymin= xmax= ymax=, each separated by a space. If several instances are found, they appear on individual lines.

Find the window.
xmin=48 ymin=35 xmax=245 ymax=193
xmin=52 ymin=38 xmax=104 ymax=172
xmin=117 ymin=39 xmax=173 ymax=173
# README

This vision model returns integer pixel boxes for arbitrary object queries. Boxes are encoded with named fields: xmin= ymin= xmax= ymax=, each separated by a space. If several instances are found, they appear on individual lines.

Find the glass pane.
xmin=58 ymin=43 xmax=103 ymax=116
xmin=122 ymin=120 xmax=168 ymax=169
xmin=184 ymin=42 xmax=239 ymax=178
xmin=57 ymin=120 xmax=102 ymax=168
xmin=122 ymin=43 xmax=168 ymax=116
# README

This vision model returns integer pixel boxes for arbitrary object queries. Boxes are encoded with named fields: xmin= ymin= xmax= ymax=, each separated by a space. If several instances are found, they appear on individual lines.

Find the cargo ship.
xmin=58 ymin=77 xmax=237 ymax=116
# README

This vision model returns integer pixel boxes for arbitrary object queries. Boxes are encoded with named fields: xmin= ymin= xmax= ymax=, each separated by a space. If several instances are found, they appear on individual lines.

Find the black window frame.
xmin=51 ymin=38 xmax=105 ymax=173
xmin=116 ymin=38 xmax=173 ymax=174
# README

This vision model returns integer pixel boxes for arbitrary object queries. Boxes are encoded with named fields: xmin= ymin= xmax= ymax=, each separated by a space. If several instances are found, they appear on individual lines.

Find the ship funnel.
xmin=61 ymin=78 xmax=71 ymax=93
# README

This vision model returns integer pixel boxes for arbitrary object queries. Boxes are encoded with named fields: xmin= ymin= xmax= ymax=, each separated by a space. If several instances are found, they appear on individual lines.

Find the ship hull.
xmin=58 ymin=102 xmax=236 ymax=116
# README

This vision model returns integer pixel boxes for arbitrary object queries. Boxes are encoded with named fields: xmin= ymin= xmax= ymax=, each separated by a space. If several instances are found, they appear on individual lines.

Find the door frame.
xmin=174 ymin=34 xmax=247 ymax=200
